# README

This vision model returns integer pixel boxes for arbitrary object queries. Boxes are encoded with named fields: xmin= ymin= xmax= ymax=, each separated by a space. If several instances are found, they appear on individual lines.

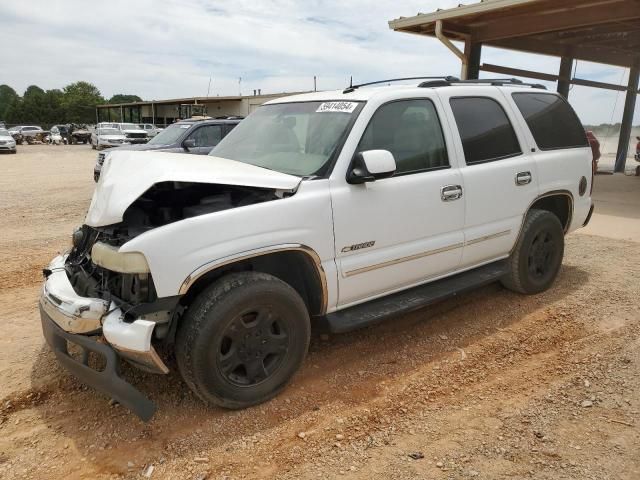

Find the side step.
xmin=324 ymin=260 xmax=509 ymax=333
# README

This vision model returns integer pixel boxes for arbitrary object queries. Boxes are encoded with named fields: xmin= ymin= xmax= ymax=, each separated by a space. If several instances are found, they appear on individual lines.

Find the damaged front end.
xmin=40 ymin=151 xmax=302 ymax=420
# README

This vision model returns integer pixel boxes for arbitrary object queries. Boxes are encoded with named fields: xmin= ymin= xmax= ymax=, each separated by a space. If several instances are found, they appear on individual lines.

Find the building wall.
xmin=105 ymin=92 xmax=303 ymax=126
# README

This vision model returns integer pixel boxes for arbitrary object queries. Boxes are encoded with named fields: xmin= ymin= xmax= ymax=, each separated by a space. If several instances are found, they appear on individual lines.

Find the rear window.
xmin=450 ymin=97 xmax=521 ymax=165
xmin=512 ymin=93 xmax=588 ymax=150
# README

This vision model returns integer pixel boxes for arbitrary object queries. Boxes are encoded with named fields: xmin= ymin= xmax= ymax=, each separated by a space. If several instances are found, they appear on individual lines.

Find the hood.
xmin=85 ymin=150 xmax=302 ymax=227
xmin=106 ymin=143 xmax=169 ymax=152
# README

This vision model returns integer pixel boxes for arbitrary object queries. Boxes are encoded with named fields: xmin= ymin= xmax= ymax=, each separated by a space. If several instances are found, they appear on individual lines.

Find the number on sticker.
xmin=316 ymin=102 xmax=358 ymax=114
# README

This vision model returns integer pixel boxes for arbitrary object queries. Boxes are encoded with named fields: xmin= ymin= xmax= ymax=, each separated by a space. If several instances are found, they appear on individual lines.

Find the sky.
xmin=1 ymin=0 xmax=637 ymax=125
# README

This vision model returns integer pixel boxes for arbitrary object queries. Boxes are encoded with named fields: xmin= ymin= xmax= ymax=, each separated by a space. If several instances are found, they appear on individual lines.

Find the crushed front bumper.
xmin=40 ymin=309 xmax=156 ymax=421
xmin=39 ymin=255 xmax=169 ymax=421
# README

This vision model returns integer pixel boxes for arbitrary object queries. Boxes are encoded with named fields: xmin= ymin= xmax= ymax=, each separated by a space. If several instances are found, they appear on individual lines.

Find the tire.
xmin=176 ymin=272 xmax=311 ymax=409
xmin=501 ymin=209 xmax=565 ymax=295
xmin=91 ymin=142 xmax=96 ymax=150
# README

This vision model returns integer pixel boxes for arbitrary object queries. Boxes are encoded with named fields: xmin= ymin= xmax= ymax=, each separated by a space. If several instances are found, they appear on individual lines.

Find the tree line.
xmin=0 ymin=82 xmax=142 ymax=127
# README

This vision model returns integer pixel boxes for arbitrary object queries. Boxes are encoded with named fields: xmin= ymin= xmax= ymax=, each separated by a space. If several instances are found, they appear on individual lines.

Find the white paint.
xmin=86 ymin=151 xmax=301 ymax=227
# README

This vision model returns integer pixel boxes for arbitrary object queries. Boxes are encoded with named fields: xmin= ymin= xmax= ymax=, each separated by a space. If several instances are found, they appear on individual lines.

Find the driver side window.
xmin=188 ymin=125 xmax=223 ymax=147
xmin=357 ymin=99 xmax=449 ymax=175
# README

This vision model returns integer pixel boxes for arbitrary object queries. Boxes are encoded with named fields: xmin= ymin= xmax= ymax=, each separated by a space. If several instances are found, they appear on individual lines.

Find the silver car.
xmin=139 ymin=123 xmax=163 ymax=138
xmin=91 ymin=127 xmax=130 ymax=150
xmin=0 ymin=128 xmax=17 ymax=153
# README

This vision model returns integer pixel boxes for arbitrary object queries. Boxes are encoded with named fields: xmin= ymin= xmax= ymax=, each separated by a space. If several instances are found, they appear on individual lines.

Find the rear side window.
xmin=512 ymin=93 xmax=588 ymax=150
xmin=450 ymin=97 xmax=521 ymax=165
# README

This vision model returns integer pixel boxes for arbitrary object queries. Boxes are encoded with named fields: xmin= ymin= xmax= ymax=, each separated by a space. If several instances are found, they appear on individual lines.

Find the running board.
xmin=324 ymin=260 xmax=509 ymax=333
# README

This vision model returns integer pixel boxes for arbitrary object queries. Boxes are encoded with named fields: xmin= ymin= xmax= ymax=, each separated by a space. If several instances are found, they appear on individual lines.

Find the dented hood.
xmin=85 ymin=150 xmax=302 ymax=227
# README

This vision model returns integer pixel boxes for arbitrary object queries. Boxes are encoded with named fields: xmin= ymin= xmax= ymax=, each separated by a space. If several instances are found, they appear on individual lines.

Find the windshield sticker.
xmin=179 ymin=125 xmax=191 ymax=129
xmin=316 ymin=102 xmax=358 ymax=114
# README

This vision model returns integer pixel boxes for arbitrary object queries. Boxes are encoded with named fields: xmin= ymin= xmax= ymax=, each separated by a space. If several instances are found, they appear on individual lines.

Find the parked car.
xmin=635 ymin=136 xmax=640 ymax=162
xmin=139 ymin=123 xmax=163 ymax=138
xmin=117 ymin=123 xmax=149 ymax=145
xmin=97 ymin=122 xmax=120 ymax=130
xmin=0 ymin=128 xmax=17 ymax=153
xmin=93 ymin=117 xmax=241 ymax=181
xmin=39 ymin=78 xmax=594 ymax=421
xmin=9 ymin=125 xmax=43 ymax=144
xmin=91 ymin=127 xmax=129 ymax=150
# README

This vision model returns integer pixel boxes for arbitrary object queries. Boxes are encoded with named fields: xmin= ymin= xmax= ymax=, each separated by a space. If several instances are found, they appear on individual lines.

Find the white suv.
xmin=39 ymin=78 xmax=594 ymax=420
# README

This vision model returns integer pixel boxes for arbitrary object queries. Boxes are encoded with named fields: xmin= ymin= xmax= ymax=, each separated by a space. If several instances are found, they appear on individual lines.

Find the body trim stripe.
xmin=344 ymin=229 xmax=511 ymax=278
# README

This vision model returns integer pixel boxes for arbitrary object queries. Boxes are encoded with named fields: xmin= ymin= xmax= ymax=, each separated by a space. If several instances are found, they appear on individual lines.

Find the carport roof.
xmin=96 ymin=92 xmax=300 ymax=109
xmin=389 ymin=0 xmax=640 ymax=68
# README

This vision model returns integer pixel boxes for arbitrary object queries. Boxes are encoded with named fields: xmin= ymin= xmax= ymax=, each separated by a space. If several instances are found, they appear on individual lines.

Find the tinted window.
xmin=450 ymin=97 xmax=521 ymax=164
xmin=357 ymin=99 xmax=449 ymax=175
xmin=190 ymin=125 xmax=223 ymax=147
xmin=512 ymin=93 xmax=588 ymax=150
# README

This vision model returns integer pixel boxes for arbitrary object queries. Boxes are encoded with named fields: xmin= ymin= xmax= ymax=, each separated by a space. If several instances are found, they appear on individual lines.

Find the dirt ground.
xmin=0 ymin=145 xmax=639 ymax=480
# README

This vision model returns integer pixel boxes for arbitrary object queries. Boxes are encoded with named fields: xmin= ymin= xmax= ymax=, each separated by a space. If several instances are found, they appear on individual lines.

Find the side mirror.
xmin=347 ymin=150 xmax=396 ymax=184
xmin=183 ymin=138 xmax=196 ymax=150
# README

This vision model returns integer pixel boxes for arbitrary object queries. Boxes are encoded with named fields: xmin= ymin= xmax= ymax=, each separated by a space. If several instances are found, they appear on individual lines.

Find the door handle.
xmin=441 ymin=185 xmax=463 ymax=202
xmin=516 ymin=171 xmax=532 ymax=186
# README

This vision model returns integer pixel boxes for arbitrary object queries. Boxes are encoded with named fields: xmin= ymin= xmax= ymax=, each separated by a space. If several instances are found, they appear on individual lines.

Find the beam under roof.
xmin=389 ymin=0 xmax=640 ymax=68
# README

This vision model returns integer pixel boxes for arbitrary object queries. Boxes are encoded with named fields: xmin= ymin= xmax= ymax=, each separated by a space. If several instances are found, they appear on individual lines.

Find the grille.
xmin=126 ymin=132 xmax=147 ymax=139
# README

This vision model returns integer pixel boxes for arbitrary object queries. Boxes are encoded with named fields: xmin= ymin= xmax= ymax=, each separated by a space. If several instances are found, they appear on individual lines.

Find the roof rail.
xmin=343 ymin=76 xmax=460 ymax=94
xmin=418 ymin=77 xmax=547 ymax=89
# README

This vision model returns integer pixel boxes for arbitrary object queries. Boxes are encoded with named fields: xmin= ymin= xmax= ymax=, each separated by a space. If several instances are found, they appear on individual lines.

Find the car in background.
xmin=118 ymin=123 xmax=148 ymax=144
xmin=93 ymin=117 xmax=242 ymax=181
xmin=97 ymin=122 xmax=120 ymax=130
xmin=9 ymin=125 xmax=44 ymax=144
xmin=91 ymin=127 xmax=129 ymax=150
xmin=139 ymin=123 xmax=163 ymax=138
xmin=0 ymin=128 xmax=17 ymax=153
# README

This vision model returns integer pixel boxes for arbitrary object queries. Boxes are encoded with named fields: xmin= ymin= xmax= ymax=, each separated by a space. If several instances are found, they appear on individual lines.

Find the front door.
xmin=330 ymin=98 xmax=465 ymax=307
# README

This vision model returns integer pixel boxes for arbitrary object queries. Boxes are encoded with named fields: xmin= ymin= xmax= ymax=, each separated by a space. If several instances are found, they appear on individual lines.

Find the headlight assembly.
xmin=91 ymin=242 xmax=150 ymax=274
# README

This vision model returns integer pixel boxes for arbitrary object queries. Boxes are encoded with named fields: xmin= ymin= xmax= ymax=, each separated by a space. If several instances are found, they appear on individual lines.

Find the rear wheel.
xmin=176 ymin=272 xmax=310 ymax=409
xmin=501 ymin=209 xmax=564 ymax=294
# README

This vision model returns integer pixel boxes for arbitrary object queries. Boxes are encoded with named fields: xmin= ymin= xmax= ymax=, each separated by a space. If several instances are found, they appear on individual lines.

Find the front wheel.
xmin=176 ymin=272 xmax=310 ymax=409
xmin=501 ymin=209 xmax=565 ymax=295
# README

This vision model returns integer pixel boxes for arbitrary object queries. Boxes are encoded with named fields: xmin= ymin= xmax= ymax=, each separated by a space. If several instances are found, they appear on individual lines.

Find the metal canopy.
xmin=389 ymin=0 xmax=640 ymax=172
xmin=389 ymin=0 xmax=640 ymax=68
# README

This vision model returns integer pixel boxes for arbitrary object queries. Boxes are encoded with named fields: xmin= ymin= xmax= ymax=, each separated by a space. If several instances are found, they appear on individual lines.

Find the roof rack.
xmin=418 ymin=77 xmax=547 ymax=89
xmin=343 ymin=76 xmax=460 ymax=94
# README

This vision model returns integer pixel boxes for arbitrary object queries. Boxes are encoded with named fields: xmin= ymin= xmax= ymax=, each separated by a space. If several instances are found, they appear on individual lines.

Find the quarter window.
xmin=356 ymin=99 xmax=449 ymax=175
xmin=512 ymin=93 xmax=588 ymax=150
xmin=450 ymin=97 xmax=521 ymax=164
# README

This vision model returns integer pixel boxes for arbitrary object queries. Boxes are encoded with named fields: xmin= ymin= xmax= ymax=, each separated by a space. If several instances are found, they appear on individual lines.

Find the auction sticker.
xmin=316 ymin=101 xmax=358 ymax=113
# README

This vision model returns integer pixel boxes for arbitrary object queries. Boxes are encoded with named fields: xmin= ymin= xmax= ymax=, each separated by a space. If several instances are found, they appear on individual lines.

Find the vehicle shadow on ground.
xmin=26 ymin=264 xmax=589 ymax=474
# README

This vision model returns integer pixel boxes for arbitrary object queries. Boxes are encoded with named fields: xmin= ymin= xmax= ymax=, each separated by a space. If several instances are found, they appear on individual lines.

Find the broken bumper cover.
xmin=40 ymin=308 xmax=156 ymax=421
xmin=39 ymin=255 xmax=169 ymax=421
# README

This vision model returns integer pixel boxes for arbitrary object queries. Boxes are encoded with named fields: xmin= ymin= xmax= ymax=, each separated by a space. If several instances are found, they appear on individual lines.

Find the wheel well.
xmin=529 ymin=193 xmax=572 ymax=232
xmin=180 ymin=250 xmax=325 ymax=316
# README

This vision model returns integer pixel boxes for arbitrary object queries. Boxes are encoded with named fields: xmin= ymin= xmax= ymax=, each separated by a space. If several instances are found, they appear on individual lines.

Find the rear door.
xmin=439 ymin=89 xmax=539 ymax=267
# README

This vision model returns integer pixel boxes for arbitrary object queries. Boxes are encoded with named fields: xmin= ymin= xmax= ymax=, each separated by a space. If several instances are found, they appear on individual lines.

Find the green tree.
xmin=21 ymin=85 xmax=46 ymax=124
xmin=108 ymin=94 xmax=143 ymax=104
xmin=62 ymin=81 xmax=104 ymax=123
xmin=0 ymin=84 xmax=19 ymax=120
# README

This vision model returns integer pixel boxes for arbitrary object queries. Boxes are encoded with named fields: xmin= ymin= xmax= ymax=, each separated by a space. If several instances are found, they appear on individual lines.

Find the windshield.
xmin=210 ymin=101 xmax=362 ymax=176
xmin=0 ymin=129 xmax=9 ymax=136
xmin=148 ymin=123 xmax=191 ymax=145
xmin=99 ymin=128 xmax=121 ymax=135
xmin=120 ymin=123 xmax=142 ymax=130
